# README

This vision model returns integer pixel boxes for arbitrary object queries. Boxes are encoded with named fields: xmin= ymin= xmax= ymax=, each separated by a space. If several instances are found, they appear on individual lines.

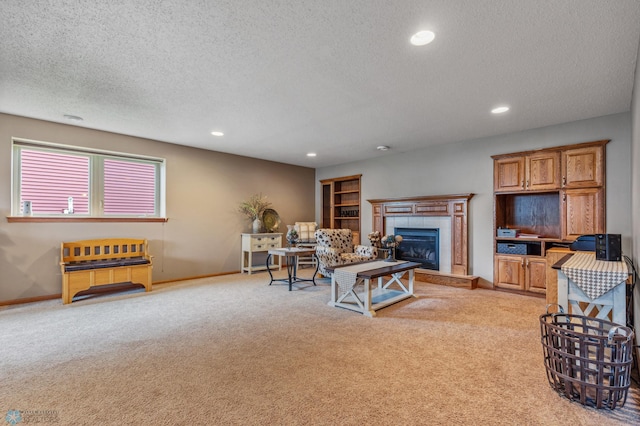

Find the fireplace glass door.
xmin=394 ymin=227 xmax=439 ymax=270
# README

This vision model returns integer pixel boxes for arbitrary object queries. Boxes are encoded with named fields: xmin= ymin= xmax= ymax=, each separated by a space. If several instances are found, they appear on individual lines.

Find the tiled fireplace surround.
xmin=386 ymin=216 xmax=452 ymax=273
xmin=369 ymin=194 xmax=473 ymax=279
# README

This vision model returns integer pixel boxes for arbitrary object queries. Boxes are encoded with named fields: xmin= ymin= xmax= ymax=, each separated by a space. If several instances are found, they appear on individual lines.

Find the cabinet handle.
xmin=521 ymin=259 xmax=525 ymax=268
xmin=521 ymin=180 xmax=525 ymax=189
xmin=562 ymin=193 xmax=566 ymax=202
xmin=562 ymin=176 xmax=566 ymax=187
xmin=526 ymin=179 xmax=529 ymax=188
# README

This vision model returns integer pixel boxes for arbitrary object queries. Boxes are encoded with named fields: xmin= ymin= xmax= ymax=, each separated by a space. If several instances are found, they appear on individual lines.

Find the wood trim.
xmin=0 ymin=293 xmax=61 ymax=306
xmin=368 ymin=194 xmax=473 ymax=275
xmin=367 ymin=193 xmax=473 ymax=204
xmin=491 ymin=139 xmax=609 ymax=160
xmin=319 ymin=174 xmax=362 ymax=184
xmin=415 ymin=270 xmax=478 ymax=289
xmin=7 ymin=216 xmax=168 ymax=223
xmin=0 ymin=271 xmax=239 ymax=306
xmin=152 ymin=271 xmax=239 ymax=284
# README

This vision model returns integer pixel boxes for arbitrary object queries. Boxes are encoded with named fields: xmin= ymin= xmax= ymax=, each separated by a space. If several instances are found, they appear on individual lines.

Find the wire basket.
xmin=539 ymin=306 xmax=634 ymax=410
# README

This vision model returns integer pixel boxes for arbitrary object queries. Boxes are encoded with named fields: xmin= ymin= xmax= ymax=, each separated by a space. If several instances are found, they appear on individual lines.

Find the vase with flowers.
xmin=238 ymin=193 xmax=272 ymax=233
xmin=285 ymin=225 xmax=299 ymax=248
xmin=381 ymin=234 xmax=403 ymax=262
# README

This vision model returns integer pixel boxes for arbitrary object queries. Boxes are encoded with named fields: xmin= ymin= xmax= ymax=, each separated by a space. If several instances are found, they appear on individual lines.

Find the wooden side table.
xmin=240 ymin=233 xmax=282 ymax=274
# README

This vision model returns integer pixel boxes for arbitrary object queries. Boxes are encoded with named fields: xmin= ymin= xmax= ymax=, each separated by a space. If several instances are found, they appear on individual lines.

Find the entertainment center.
xmin=492 ymin=140 xmax=608 ymax=296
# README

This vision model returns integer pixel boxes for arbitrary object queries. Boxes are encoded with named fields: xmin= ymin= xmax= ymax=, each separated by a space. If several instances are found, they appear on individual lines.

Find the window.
xmin=12 ymin=139 xmax=165 ymax=218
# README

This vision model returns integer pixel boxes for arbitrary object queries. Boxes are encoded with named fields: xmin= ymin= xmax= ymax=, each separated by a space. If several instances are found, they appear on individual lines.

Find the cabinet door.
xmin=494 ymin=255 xmax=525 ymax=290
xmin=526 ymin=152 xmax=560 ymax=191
xmin=561 ymin=188 xmax=604 ymax=240
xmin=494 ymin=157 xmax=525 ymax=192
xmin=561 ymin=146 xmax=604 ymax=188
xmin=525 ymin=258 xmax=547 ymax=294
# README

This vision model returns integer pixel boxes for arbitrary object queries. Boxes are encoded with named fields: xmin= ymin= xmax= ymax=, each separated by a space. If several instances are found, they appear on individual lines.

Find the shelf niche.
xmin=495 ymin=192 xmax=561 ymax=239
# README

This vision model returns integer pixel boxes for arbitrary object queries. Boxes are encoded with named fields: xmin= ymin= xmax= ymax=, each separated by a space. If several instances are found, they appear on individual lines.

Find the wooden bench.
xmin=60 ymin=238 xmax=153 ymax=304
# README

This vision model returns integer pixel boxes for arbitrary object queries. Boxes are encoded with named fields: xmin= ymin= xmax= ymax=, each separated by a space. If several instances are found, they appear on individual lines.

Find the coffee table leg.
xmin=408 ymin=269 xmax=415 ymax=295
xmin=364 ymin=277 xmax=374 ymax=317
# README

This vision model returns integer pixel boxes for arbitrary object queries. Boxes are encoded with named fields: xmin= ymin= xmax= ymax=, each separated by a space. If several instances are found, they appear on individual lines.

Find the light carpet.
xmin=0 ymin=270 xmax=637 ymax=425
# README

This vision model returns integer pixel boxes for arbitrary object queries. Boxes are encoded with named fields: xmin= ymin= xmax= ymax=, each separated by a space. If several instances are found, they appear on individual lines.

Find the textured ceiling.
xmin=1 ymin=1 xmax=640 ymax=168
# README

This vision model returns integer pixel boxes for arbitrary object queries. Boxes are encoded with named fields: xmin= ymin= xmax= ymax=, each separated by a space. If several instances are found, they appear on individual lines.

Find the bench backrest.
xmin=61 ymin=238 xmax=149 ymax=263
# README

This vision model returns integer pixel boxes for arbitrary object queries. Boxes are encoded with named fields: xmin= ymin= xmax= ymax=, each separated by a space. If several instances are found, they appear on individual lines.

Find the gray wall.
xmin=0 ymin=113 xmax=315 ymax=302
xmin=316 ymin=112 xmax=632 ymax=288
xmin=631 ymin=35 xmax=640 ymax=364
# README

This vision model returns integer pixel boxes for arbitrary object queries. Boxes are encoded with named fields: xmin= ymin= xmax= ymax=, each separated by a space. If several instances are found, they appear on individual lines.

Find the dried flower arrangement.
xmin=238 ymin=193 xmax=272 ymax=221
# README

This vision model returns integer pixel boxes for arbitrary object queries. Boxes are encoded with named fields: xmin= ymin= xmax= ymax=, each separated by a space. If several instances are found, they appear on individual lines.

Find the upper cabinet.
xmin=494 ymin=151 xmax=560 ymax=192
xmin=494 ymin=157 xmax=525 ymax=192
xmin=493 ymin=140 xmax=606 ymax=194
xmin=527 ymin=151 xmax=561 ymax=191
xmin=561 ymin=145 xmax=604 ymax=188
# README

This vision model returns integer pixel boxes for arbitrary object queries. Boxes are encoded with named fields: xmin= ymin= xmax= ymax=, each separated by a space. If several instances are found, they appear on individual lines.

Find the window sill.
xmin=6 ymin=216 xmax=168 ymax=223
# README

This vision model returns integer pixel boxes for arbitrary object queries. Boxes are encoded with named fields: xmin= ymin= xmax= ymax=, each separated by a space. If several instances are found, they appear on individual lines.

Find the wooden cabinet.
xmin=494 ymin=157 xmax=525 ymax=192
xmin=525 ymin=257 xmax=547 ymax=294
xmin=320 ymin=174 xmax=361 ymax=244
xmin=494 ymin=255 xmax=525 ymax=290
xmin=492 ymin=140 xmax=607 ymax=296
xmin=494 ymin=151 xmax=560 ymax=192
xmin=561 ymin=145 xmax=604 ymax=188
xmin=527 ymin=152 xmax=561 ymax=191
xmin=494 ymin=250 xmax=547 ymax=293
xmin=561 ymin=187 xmax=605 ymax=240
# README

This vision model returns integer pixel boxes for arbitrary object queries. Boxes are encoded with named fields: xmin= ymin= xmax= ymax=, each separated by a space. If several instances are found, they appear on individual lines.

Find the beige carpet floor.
xmin=1 ymin=270 xmax=638 ymax=425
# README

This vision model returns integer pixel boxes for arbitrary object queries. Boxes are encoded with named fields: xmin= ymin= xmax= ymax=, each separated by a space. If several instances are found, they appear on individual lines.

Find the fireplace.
xmin=369 ymin=194 xmax=472 ymax=276
xmin=394 ymin=227 xmax=439 ymax=271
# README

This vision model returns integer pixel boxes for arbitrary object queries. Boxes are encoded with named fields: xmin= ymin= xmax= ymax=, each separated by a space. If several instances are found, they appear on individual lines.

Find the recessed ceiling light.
xmin=491 ymin=106 xmax=510 ymax=114
xmin=410 ymin=30 xmax=435 ymax=46
xmin=307 ymin=152 xmax=316 ymax=157
xmin=377 ymin=145 xmax=390 ymax=151
xmin=63 ymin=114 xmax=83 ymax=122
xmin=211 ymin=131 xmax=224 ymax=136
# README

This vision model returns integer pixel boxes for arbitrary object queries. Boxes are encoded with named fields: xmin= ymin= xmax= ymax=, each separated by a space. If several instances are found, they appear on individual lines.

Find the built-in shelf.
xmin=320 ymin=174 xmax=362 ymax=244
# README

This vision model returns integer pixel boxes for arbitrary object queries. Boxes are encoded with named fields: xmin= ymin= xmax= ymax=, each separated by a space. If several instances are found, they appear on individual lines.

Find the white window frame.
xmin=11 ymin=138 xmax=166 ymax=218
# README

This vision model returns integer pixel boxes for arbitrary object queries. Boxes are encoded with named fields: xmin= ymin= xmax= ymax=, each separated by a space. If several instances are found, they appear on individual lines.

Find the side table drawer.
xmin=251 ymin=242 xmax=281 ymax=251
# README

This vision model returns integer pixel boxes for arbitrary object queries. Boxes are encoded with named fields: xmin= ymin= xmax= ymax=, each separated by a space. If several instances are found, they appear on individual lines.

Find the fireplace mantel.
xmin=368 ymin=194 xmax=473 ymax=275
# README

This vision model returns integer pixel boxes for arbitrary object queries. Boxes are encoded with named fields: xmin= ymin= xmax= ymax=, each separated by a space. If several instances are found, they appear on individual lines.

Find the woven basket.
xmin=539 ymin=308 xmax=634 ymax=410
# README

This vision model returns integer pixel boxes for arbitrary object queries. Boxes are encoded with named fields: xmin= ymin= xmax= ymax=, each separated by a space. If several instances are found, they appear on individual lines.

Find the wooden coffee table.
xmin=326 ymin=260 xmax=421 ymax=317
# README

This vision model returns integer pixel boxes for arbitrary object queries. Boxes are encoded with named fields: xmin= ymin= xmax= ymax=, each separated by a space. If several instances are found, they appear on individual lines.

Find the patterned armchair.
xmin=314 ymin=229 xmax=378 ymax=277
